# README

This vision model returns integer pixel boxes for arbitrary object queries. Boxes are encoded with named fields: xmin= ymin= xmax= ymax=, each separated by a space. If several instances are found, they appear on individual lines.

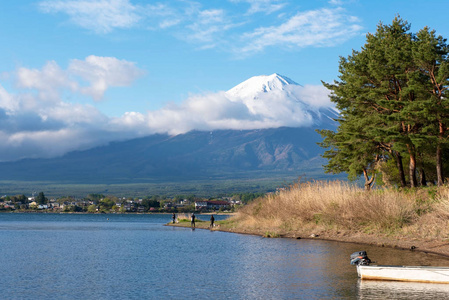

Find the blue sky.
xmin=0 ymin=0 xmax=448 ymax=161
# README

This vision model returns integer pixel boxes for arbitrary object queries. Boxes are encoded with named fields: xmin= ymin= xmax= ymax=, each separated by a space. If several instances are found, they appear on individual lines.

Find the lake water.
xmin=1 ymin=213 xmax=449 ymax=299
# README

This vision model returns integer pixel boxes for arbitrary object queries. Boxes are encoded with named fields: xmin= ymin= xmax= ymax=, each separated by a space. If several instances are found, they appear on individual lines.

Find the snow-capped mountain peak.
xmin=224 ymin=73 xmax=337 ymax=129
xmin=226 ymin=73 xmax=300 ymax=100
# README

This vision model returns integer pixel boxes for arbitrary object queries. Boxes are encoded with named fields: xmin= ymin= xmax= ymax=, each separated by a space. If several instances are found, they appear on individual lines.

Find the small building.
xmin=207 ymin=200 xmax=230 ymax=210
xmin=194 ymin=200 xmax=230 ymax=211
xmin=194 ymin=201 xmax=208 ymax=210
xmin=230 ymin=199 xmax=242 ymax=206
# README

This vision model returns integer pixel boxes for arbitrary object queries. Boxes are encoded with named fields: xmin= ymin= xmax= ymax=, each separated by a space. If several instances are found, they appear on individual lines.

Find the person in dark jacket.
xmin=191 ymin=213 xmax=196 ymax=228
xmin=210 ymin=214 xmax=215 ymax=228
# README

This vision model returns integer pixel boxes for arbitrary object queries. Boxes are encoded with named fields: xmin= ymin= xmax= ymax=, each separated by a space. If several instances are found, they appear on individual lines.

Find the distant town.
xmin=0 ymin=192 xmax=265 ymax=213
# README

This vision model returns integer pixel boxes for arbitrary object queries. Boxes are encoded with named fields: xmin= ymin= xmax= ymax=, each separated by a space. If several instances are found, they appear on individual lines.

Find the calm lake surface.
xmin=1 ymin=213 xmax=449 ymax=299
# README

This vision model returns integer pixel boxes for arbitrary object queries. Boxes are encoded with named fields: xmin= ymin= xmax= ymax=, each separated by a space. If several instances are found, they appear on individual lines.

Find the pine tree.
xmin=319 ymin=17 xmax=449 ymax=187
xmin=412 ymin=27 xmax=449 ymax=186
xmin=36 ymin=192 xmax=47 ymax=205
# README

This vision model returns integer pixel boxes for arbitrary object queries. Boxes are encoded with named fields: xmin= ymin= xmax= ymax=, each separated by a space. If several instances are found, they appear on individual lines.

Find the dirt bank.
xmin=167 ymin=221 xmax=449 ymax=259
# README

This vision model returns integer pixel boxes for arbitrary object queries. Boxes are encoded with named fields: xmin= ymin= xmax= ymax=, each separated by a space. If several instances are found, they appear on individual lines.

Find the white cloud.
xmin=68 ymin=55 xmax=144 ymax=100
xmin=16 ymin=61 xmax=76 ymax=102
xmin=118 ymin=83 xmax=332 ymax=136
xmin=230 ymin=0 xmax=286 ymax=15
xmin=185 ymin=9 xmax=228 ymax=44
xmin=0 ymin=57 xmax=145 ymax=161
xmin=14 ymin=56 xmax=143 ymax=102
xmin=38 ymin=1 xmax=362 ymax=55
xmin=39 ymin=0 xmax=140 ymax=33
xmin=182 ymin=7 xmax=243 ymax=48
xmin=0 ymin=82 xmax=116 ymax=160
xmin=144 ymin=92 xmax=255 ymax=134
xmin=0 ymin=84 xmax=19 ymax=113
xmin=0 ymin=128 xmax=88 ymax=159
xmin=40 ymin=102 xmax=108 ymax=125
xmin=140 ymin=3 xmax=180 ymax=29
xmin=239 ymin=8 xmax=362 ymax=55
xmin=287 ymin=84 xmax=335 ymax=108
xmin=159 ymin=18 xmax=181 ymax=29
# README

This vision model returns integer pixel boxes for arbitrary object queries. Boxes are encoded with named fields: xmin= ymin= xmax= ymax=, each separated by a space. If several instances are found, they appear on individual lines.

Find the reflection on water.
xmin=1 ymin=213 xmax=449 ymax=299
xmin=357 ymin=280 xmax=449 ymax=299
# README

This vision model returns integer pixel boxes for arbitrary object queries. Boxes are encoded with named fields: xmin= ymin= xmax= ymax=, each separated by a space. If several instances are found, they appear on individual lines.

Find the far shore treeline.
xmin=318 ymin=16 xmax=449 ymax=190
xmin=0 ymin=192 xmax=263 ymax=213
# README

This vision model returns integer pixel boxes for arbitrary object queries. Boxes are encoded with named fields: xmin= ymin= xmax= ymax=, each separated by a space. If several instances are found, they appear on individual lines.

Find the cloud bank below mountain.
xmin=0 ymin=58 xmax=334 ymax=162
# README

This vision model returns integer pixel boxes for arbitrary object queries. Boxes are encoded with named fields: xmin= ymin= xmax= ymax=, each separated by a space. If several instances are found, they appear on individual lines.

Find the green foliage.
xmin=178 ymin=218 xmax=191 ymax=223
xmin=177 ymin=204 xmax=194 ymax=212
xmin=320 ymin=16 xmax=449 ymax=188
xmin=427 ymin=187 xmax=438 ymax=200
xmin=87 ymin=204 xmax=97 ymax=213
xmin=99 ymin=197 xmax=116 ymax=210
xmin=141 ymin=199 xmax=160 ymax=211
xmin=8 ymin=194 xmax=27 ymax=204
xmin=313 ymin=213 xmax=322 ymax=225
xmin=63 ymin=205 xmax=83 ymax=212
xmin=36 ymin=192 xmax=47 ymax=205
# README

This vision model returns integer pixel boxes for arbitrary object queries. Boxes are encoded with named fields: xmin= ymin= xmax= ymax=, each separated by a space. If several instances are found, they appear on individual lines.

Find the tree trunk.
xmin=436 ymin=121 xmax=445 ymax=186
xmin=393 ymin=151 xmax=407 ymax=188
xmin=409 ymin=151 xmax=417 ymax=188
xmin=363 ymin=169 xmax=375 ymax=191
xmin=419 ymin=168 xmax=427 ymax=187
xmin=436 ymin=144 xmax=444 ymax=186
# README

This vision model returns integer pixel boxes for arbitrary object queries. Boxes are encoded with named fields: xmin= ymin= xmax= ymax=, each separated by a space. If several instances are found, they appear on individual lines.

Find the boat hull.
xmin=357 ymin=265 xmax=449 ymax=284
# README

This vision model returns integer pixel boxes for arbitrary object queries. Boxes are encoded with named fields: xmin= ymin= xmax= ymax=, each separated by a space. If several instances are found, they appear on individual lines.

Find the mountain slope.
xmin=0 ymin=127 xmax=327 ymax=183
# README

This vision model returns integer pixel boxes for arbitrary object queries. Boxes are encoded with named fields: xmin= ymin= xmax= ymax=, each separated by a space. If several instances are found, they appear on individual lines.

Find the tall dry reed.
xmin=403 ymin=186 xmax=449 ymax=238
xmin=234 ymin=180 xmax=448 ymax=237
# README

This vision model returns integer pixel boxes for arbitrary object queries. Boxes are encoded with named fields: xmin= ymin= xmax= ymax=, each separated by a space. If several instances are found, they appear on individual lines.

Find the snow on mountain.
xmin=226 ymin=73 xmax=300 ymax=100
xmin=225 ymin=73 xmax=337 ymax=129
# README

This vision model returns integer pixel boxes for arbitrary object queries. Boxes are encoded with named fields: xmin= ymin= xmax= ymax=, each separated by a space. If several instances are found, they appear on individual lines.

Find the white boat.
xmin=350 ymin=251 xmax=449 ymax=284
xmin=357 ymin=265 xmax=449 ymax=284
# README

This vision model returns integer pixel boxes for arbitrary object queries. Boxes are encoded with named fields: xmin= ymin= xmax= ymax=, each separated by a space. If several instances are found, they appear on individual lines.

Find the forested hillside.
xmin=0 ymin=127 xmax=328 ymax=183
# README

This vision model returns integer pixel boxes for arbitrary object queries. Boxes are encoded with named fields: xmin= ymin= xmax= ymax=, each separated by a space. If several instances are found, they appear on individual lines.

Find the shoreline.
xmin=167 ymin=222 xmax=449 ymax=259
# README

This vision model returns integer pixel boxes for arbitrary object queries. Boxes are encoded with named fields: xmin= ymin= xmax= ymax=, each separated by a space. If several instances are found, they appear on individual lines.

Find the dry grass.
xmin=176 ymin=213 xmax=191 ymax=221
xmin=231 ymin=180 xmax=449 ymax=239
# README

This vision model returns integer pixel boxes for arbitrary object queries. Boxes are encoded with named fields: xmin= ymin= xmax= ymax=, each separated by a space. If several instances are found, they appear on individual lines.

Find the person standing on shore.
xmin=191 ymin=213 xmax=195 ymax=228
xmin=172 ymin=213 xmax=176 ymax=224
xmin=210 ymin=214 xmax=215 ymax=228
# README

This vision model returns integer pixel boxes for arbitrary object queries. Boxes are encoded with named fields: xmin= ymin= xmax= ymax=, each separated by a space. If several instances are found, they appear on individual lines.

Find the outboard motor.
xmin=350 ymin=251 xmax=371 ymax=266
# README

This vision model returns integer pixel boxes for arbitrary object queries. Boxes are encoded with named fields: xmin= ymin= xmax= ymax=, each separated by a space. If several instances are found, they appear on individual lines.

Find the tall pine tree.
xmin=412 ymin=27 xmax=449 ymax=186
xmin=319 ymin=17 xmax=449 ymax=187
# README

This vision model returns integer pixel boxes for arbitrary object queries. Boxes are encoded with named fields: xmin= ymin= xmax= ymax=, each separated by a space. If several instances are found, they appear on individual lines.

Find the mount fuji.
xmin=225 ymin=73 xmax=338 ymax=128
xmin=226 ymin=73 xmax=299 ymax=100
xmin=0 ymin=74 xmax=339 ymax=193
